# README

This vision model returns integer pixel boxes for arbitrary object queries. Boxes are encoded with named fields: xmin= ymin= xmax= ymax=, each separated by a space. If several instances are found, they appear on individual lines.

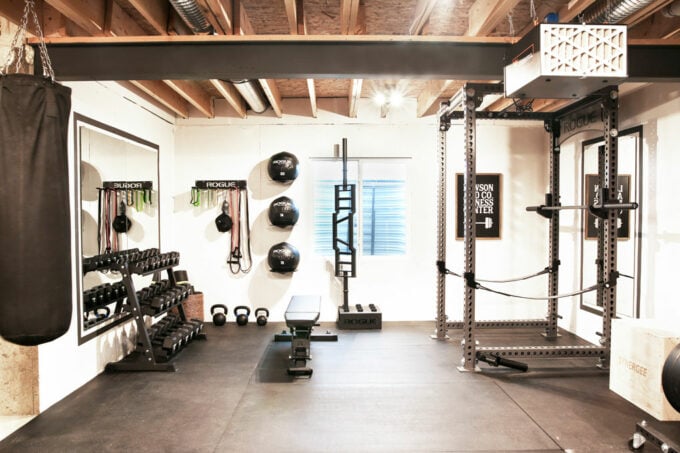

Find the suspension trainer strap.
xmin=239 ymin=187 xmax=253 ymax=273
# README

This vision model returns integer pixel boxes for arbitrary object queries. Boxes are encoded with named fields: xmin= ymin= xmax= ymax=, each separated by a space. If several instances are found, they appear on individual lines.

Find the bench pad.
xmin=284 ymin=295 xmax=321 ymax=328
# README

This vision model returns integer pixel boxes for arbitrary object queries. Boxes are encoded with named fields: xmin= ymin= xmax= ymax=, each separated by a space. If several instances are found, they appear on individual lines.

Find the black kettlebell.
xmin=112 ymin=202 xmax=132 ymax=233
xmin=255 ymin=308 xmax=269 ymax=326
xmin=234 ymin=306 xmax=251 ymax=326
xmin=211 ymin=304 xmax=228 ymax=326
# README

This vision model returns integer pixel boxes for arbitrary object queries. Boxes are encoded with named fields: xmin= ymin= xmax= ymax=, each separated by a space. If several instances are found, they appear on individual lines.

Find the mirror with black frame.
xmin=580 ymin=126 xmax=642 ymax=318
xmin=74 ymin=113 xmax=160 ymax=345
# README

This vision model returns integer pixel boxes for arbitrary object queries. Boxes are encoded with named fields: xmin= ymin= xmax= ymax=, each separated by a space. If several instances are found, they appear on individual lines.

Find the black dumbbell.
xmin=234 ymin=306 xmax=251 ymax=326
xmin=255 ymin=308 xmax=269 ymax=326
xmin=211 ymin=304 xmax=228 ymax=326
xmin=369 ymin=304 xmax=377 ymax=312
xmin=356 ymin=303 xmax=364 ymax=312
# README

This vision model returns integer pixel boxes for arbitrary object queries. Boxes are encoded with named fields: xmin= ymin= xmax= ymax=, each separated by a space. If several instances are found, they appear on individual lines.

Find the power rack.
xmin=435 ymin=82 xmax=634 ymax=371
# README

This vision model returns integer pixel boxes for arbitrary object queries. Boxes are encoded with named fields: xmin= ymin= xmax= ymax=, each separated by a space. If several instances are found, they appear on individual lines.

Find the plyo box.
xmin=610 ymin=318 xmax=680 ymax=421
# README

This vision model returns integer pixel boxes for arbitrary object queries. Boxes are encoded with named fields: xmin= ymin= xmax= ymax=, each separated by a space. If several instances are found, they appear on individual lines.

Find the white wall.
xmin=444 ymin=121 xmax=550 ymax=322
xmin=557 ymin=83 xmax=680 ymax=343
xmin=37 ymin=81 xmax=175 ymax=411
xmin=174 ymin=99 xmax=550 ymax=324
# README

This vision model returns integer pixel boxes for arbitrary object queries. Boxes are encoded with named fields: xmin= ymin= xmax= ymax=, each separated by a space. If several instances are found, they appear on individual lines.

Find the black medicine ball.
xmin=267 ymin=152 xmax=299 ymax=182
xmin=268 ymin=196 xmax=299 ymax=227
xmin=268 ymin=242 xmax=300 ymax=273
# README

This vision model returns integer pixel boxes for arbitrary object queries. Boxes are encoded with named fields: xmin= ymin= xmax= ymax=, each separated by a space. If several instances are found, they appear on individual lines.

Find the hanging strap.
xmin=1 ymin=0 xmax=55 ymax=81
xmin=239 ymin=187 xmax=252 ymax=273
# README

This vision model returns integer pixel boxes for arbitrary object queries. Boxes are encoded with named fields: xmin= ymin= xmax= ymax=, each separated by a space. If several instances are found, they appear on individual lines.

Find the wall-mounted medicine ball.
xmin=268 ymin=196 xmax=299 ymax=227
xmin=268 ymin=242 xmax=300 ymax=273
xmin=267 ymin=152 xmax=299 ymax=182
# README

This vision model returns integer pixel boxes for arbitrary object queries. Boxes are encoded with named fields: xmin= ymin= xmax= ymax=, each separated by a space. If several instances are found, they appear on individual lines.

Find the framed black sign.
xmin=456 ymin=173 xmax=502 ymax=239
xmin=584 ymin=174 xmax=630 ymax=240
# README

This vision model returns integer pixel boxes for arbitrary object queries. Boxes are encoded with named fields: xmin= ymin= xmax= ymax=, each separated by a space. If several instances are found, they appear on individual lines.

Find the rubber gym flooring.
xmin=1 ymin=322 xmax=679 ymax=452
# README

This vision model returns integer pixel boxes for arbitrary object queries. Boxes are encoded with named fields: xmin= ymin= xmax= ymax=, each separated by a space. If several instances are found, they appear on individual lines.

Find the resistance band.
xmin=438 ymin=262 xmax=550 ymax=283
xmin=438 ymin=261 xmax=601 ymax=300
xmin=227 ymin=188 xmax=252 ymax=274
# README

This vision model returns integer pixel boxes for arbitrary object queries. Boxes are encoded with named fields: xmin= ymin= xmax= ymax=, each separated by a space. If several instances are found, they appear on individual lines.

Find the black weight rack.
xmin=104 ymin=249 xmax=206 ymax=372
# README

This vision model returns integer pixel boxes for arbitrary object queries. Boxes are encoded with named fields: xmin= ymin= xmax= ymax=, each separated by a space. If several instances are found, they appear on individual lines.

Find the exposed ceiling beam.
xmin=44 ymin=0 xmax=106 ymax=35
xmin=284 ymin=0 xmax=315 ymax=116
xmin=129 ymin=80 xmax=190 ymax=118
xmin=307 ymin=78 xmax=317 ymax=118
xmin=121 ymin=0 xmax=169 ymax=35
xmin=209 ymin=79 xmax=247 ymax=118
xmin=117 ymin=81 xmax=180 ymax=117
xmin=417 ymin=80 xmax=453 ymax=117
xmin=348 ymin=78 xmax=362 ymax=118
xmin=44 ymin=0 xmax=147 ymax=37
xmin=340 ymin=0 xmax=361 ymax=35
xmin=42 ymin=1 xmax=214 ymax=118
xmin=284 ymin=0 xmax=298 ymax=34
xmin=557 ymin=0 xmax=598 ymax=23
xmin=36 ymin=36 xmax=680 ymax=82
xmin=258 ymin=79 xmax=282 ymax=117
xmin=409 ymin=0 xmax=439 ymax=35
xmin=629 ymin=9 xmax=680 ymax=39
xmin=518 ymin=0 xmax=597 ymax=37
xmin=0 ymin=0 xmax=36 ymax=27
xmin=465 ymin=0 xmax=522 ymax=37
xmin=163 ymin=79 xmax=214 ymax=118
xmin=622 ymin=0 xmax=674 ymax=26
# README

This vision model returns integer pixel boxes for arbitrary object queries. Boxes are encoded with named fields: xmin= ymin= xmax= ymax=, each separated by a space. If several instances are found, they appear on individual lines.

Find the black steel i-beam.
xmin=34 ymin=36 xmax=680 ymax=82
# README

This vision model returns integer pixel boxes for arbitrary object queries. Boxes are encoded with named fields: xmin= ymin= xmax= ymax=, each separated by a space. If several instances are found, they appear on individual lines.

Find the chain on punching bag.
xmin=0 ymin=0 xmax=73 ymax=345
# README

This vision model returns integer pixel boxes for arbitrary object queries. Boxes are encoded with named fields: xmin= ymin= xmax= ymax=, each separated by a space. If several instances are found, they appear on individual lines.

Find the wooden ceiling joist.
xmin=44 ymin=0 xmax=106 ymax=35
xmin=409 ymin=0 xmax=439 ymax=35
xmin=163 ymin=79 xmax=214 ymax=118
xmin=120 ymin=0 xmax=169 ymax=35
xmin=629 ymin=8 xmax=680 ymax=39
xmin=307 ymin=79 xmax=317 ymax=118
xmin=557 ymin=0 xmax=598 ymax=24
xmin=417 ymin=80 xmax=454 ymax=118
xmin=348 ymin=78 xmax=362 ymax=118
xmin=259 ymin=79 xmax=283 ymax=117
xmin=466 ymin=0 xmax=522 ymax=37
xmin=129 ymin=80 xmax=190 ymax=118
xmin=622 ymin=0 xmax=675 ymax=26
xmin=340 ymin=0 xmax=361 ymax=35
xmin=209 ymin=79 xmax=247 ymax=118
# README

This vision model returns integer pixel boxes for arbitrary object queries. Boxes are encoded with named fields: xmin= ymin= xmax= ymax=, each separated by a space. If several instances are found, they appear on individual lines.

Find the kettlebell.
xmin=215 ymin=200 xmax=233 ymax=233
xmin=234 ymin=306 xmax=251 ymax=326
xmin=255 ymin=308 xmax=269 ymax=326
xmin=112 ymin=202 xmax=133 ymax=233
xmin=211 ymin=304 xmax=228 ymax=326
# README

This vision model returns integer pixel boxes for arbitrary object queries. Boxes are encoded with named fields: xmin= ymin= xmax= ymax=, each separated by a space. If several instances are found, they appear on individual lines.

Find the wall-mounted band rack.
xmin=102 ymin=181 xmax=153 ymax=190
xmin=194 ymin=180 xmax=247 ymax=190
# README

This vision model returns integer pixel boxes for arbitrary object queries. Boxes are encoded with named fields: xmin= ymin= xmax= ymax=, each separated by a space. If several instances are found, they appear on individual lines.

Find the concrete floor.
xmin=1 ymin=322 xmax=679 ymax=452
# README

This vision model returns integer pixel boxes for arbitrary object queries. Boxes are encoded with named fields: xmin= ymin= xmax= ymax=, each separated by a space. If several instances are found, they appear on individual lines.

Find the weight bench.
xmin=284 ymin=295 xmax=321 ymax=377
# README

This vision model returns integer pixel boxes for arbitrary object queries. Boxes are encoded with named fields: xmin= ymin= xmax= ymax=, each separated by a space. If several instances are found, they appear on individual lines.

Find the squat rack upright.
xmin=435 ymin=82 xmax=629 ymax=371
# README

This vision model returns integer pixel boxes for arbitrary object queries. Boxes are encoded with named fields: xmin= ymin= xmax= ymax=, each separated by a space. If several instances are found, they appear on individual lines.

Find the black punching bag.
xmin=0 ymin=74 xmax=73 ymax=345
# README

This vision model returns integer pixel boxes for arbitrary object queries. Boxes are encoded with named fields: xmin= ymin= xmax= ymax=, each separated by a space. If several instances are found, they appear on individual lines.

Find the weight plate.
xmin=662 ymin=343 xmax=680 ymax=413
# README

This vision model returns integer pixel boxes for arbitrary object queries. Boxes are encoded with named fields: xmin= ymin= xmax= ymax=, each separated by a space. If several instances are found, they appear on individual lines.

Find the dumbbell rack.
xmin=105 ymin=251 xmax=206 ymax=372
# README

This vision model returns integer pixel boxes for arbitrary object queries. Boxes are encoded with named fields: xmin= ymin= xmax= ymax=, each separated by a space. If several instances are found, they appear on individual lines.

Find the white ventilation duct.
xmin=169 ymin=0 xmax=271 ymax=113
xmin=662 ymin=0 xmax=680 ymax=17
xmin=581 ymin=0 xmax=657 ymax=24
xmin=169 ymin=0 xmax=213 ymax=34
xmin=230 ymin=80 xmax=268 ymax=114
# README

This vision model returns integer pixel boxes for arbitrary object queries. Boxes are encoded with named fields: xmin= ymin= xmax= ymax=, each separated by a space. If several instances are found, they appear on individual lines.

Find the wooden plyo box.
xmin=610 ymin=318 xmax=680 ymax=421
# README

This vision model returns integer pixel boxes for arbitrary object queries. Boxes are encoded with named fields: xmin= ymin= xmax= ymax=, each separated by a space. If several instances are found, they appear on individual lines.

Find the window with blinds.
xmin=313 ymin=159 xmax=407 ymax=257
